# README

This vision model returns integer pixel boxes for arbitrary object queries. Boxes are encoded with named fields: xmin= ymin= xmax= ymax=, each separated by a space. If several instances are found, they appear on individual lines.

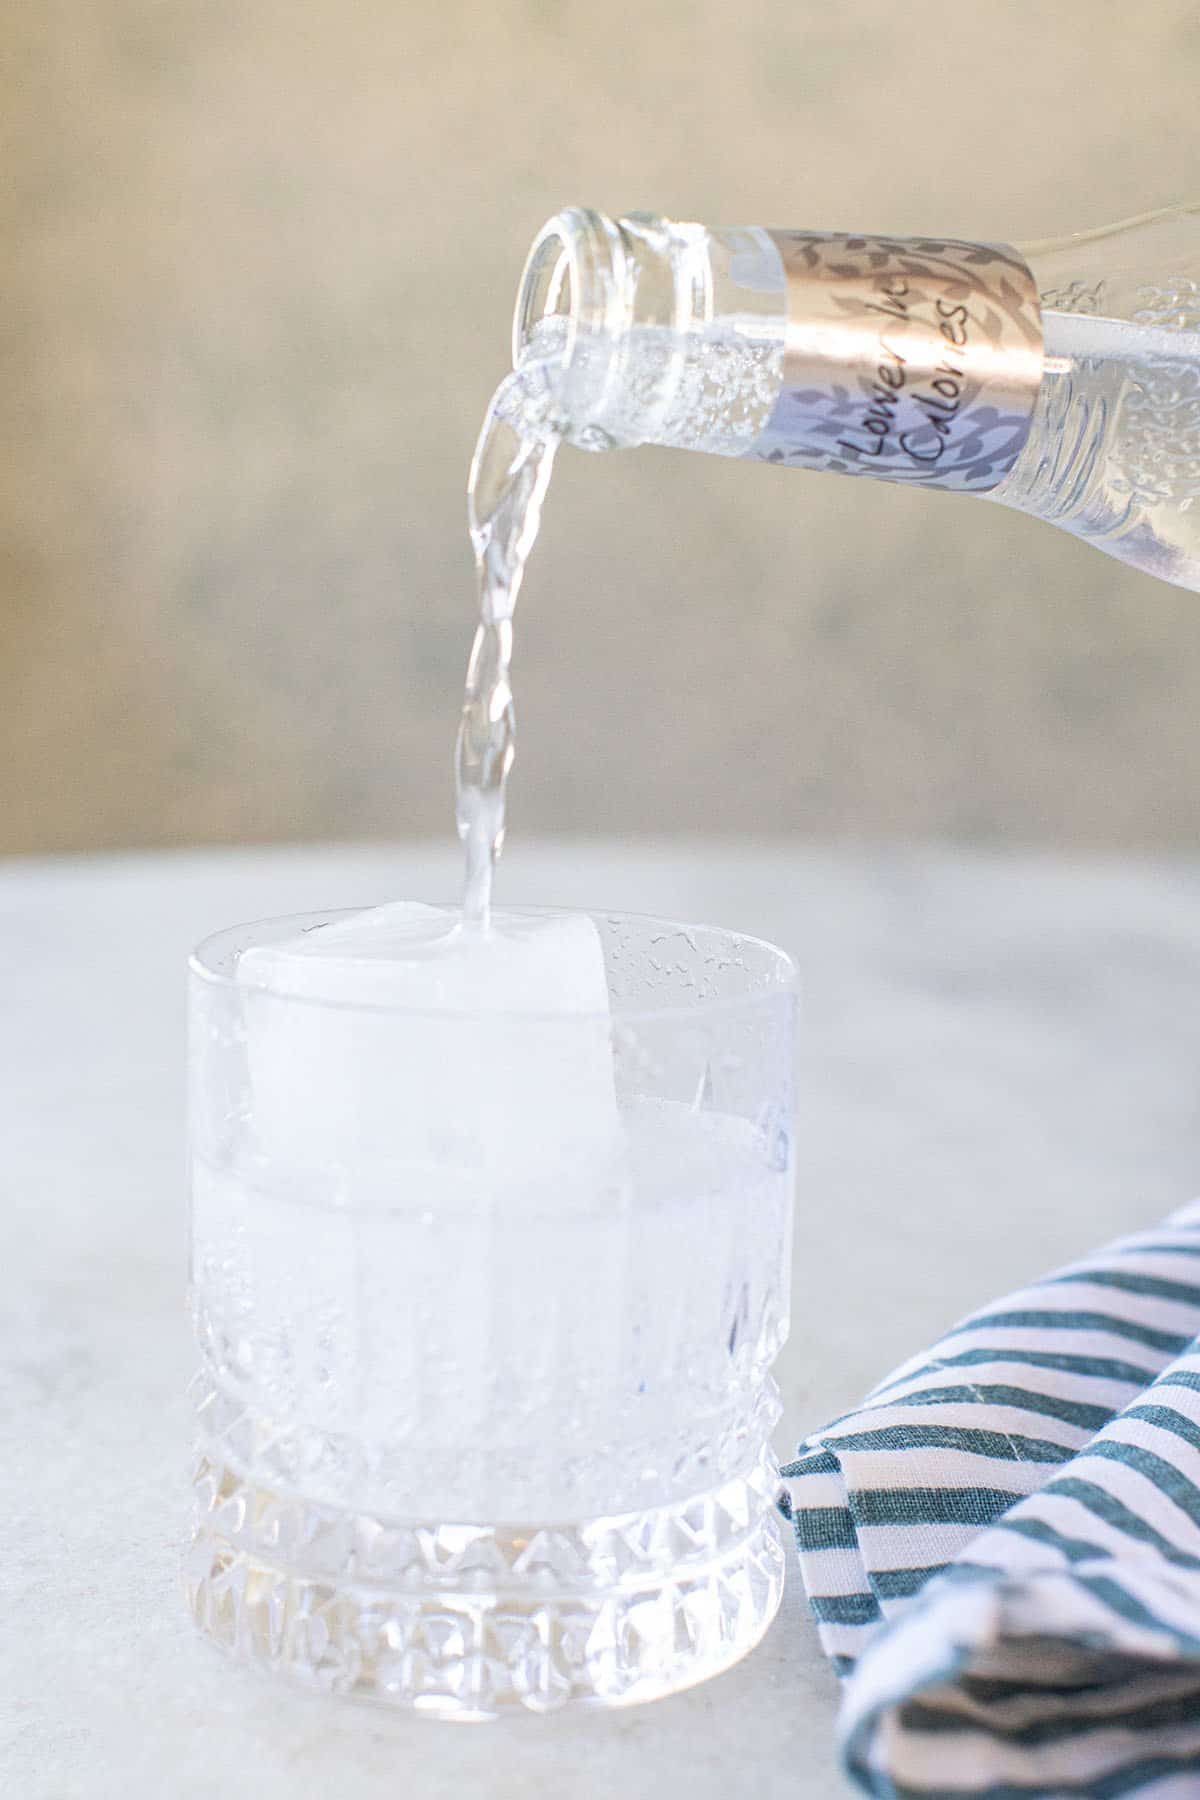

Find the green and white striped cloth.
xmin=782 ymin=1200 xmax=1200 ymax=1797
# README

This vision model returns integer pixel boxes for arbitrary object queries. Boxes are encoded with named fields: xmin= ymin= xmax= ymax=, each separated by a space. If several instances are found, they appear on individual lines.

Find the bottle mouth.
xmin=512 ymin=208 xmax=629 ymax=373
xmin=513 ymin=217 xmax=577 ymax=368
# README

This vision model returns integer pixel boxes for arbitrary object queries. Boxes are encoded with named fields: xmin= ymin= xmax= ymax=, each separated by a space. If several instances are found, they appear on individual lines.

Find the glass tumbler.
xmin=185 ymin=906 xmax=798 ymax=1715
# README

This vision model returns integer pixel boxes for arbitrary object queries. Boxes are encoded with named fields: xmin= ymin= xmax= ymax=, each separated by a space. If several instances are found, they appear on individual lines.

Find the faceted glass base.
xmin=185 ymin=1447 xmax=786 ymax=1717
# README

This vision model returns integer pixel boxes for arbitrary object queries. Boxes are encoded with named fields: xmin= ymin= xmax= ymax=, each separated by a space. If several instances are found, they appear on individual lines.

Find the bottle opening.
xmin=513 ymin=218 xmax=578 ymax=370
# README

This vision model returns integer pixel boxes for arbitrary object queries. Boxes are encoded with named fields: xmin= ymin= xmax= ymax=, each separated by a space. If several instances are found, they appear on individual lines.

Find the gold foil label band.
xmin=749 ymin=232 xmax=1044 ymax=492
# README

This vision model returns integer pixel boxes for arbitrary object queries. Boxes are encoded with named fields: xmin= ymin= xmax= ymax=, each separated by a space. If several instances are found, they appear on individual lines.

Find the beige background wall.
xmin=4 ymin=0 xmax=1200 ymax=854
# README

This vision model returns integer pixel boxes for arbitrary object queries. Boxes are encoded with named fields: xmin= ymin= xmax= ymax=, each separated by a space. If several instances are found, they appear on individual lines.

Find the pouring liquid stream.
xmin=456 ymin=337 xmax=567 ymax=926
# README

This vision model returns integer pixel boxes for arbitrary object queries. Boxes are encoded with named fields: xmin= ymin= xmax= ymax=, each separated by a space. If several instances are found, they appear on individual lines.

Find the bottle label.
xmin=748 ymin=232 xmax=1043 ymax=491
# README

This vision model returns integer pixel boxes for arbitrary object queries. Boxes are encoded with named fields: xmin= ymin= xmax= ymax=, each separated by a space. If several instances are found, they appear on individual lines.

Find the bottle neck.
xmin=513 ymin=209 xmax=1045 ymax=491
xmin=513 ymin=209 xmax=789 ymax=458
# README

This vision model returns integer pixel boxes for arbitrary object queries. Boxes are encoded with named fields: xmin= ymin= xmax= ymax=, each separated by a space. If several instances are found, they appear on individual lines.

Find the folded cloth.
xmin=782 ymin=1199 xmax=1200 ymax=1797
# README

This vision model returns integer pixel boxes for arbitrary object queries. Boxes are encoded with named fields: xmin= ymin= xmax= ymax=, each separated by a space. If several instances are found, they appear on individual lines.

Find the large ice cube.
xmin=235 ymin=902 xmax=620 ymax=1182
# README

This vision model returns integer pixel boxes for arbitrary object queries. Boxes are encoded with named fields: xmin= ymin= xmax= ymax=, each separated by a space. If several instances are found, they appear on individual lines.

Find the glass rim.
xmin=188 ymin=902 xmax=799 ymax=1026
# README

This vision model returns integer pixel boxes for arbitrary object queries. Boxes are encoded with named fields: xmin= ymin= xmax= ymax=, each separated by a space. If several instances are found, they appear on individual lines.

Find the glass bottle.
xmin=513 ymin=204 xmax=1200 ymax=591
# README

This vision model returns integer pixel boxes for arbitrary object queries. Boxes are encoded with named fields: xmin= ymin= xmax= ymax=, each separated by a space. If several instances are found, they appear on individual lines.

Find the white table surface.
xmin=6 ymin=840 xmax=1200 ymax=1800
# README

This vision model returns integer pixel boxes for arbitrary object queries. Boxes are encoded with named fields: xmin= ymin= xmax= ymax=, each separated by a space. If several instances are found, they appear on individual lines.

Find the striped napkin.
xmin=782 ymin=1199 xmax=1200 ymax=1797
